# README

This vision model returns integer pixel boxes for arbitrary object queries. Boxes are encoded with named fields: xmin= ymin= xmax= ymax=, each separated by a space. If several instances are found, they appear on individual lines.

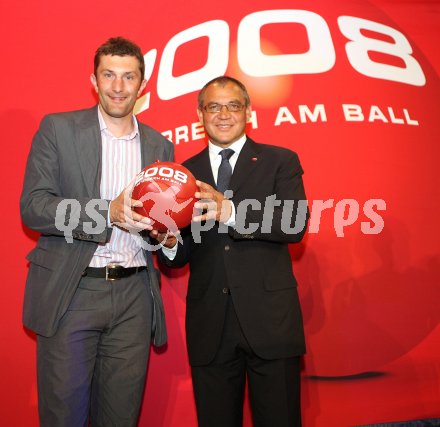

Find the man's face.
xmin=90 ymin=54 xmax=146 ymax=120
xmin=197 ymin=82 xmax=252 ymax=148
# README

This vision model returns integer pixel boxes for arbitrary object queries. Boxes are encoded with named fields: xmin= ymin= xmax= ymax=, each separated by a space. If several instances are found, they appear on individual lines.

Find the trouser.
xmin=191 ymin=298 xmax=302 ymax=427
xmin=37 ymin=270 xmax=152 ymax=427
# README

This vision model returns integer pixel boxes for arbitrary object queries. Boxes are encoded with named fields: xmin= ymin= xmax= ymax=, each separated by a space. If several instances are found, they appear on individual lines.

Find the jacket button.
xmin=222 ymin=287 xmax=230 ymax=294
xmin=224 ymin=245 xmax=230 ymax=251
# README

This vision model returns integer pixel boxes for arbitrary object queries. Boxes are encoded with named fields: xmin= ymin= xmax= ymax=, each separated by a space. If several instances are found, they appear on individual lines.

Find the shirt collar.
xmin=97 ymin=107 xmax=139 ymax=140
xmin=208 ymin=134 xmax=247 ymax=157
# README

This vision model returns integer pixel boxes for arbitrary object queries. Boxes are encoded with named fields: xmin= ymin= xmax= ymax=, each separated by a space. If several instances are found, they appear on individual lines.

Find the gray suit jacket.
xmin=20 ymin=106 xmax=174 ymax=346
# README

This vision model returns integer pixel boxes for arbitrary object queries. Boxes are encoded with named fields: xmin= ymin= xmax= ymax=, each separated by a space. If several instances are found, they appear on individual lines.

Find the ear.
xmin=245 ymin=105 xmax=252 ymax=122
xmin=197 ymin=108 xmax=204 ymax=125
xmin=90 ymin=74 xmax=98 ymax=93
xmin=137 ymin=79 xmax=147 ymax=97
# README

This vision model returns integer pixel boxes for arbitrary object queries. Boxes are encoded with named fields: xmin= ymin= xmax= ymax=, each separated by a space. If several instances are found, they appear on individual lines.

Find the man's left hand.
xmin=150 ymin=229 xmax=178 ymax=248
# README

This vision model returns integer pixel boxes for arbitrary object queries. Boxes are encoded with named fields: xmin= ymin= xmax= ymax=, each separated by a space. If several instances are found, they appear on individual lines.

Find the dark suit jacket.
xmin=20 ymin=106 xmax=174 ymax=346
xmin=159 ymin=138 xmax=308 ymax=365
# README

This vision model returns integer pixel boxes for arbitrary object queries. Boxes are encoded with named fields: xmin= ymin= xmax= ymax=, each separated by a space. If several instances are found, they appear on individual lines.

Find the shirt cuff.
xmin=161 ymin=242 xmax=178 ymax=260
xmin=107 ymin=200 xmax=113 ymax=227
xmin=223 ymin=200 xmax=236 ymax=227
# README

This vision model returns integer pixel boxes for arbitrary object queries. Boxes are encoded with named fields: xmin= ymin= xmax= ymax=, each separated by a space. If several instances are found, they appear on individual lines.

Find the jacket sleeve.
xmin=228 ymin=150 xmax=309 ymax=244
xmin=157 ymin=224 xmax=193 ymax=268
xmin=20 ymin=114 xmax=110 ymax=243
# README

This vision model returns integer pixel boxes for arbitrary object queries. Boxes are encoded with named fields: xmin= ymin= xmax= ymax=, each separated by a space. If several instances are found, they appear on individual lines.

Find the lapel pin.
xmin=251 ymin=157 xmax=258 ymax=162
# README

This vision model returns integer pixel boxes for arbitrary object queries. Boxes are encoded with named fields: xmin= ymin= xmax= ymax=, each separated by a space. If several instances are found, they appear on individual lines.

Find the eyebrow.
xmin=208 ymin=99 xmax=242 ymax=104
xmin=100 ymin=69 xmax=137 ymax=76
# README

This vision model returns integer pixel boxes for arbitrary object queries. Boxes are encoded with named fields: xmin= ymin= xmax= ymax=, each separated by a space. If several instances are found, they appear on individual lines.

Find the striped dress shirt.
xmin=89 ymin=108 xmax=146 ymax=268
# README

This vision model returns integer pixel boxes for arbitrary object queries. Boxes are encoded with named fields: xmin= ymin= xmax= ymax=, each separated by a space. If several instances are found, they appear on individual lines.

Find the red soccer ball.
xmin=131 ymin=162 xmax=198 ymax=232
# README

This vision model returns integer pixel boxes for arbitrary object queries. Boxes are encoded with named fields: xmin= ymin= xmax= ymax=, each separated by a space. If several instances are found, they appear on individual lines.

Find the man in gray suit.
xmin=20 ymin=37 xmax=173 ymax=427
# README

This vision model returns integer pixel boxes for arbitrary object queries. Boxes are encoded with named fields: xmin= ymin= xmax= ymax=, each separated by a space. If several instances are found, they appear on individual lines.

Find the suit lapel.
xmin=229 ymin=138 xmax=261 ymax=193
xmin=76 ymin=107 xmax=102 ymax=198
xmin=199 ymin=149 xmax=217 ymax=187
xmin=191 ymin=140 xmax=261 ymax=192
xmin=139 ymin=122 xmax=163 ymax=168
xmin=75 ymin=110 xmax=166 ymax=197
xmin=190 ymin=148 xmax=216 ymax=188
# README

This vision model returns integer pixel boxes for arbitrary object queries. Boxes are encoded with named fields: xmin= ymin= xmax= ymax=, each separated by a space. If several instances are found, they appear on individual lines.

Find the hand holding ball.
xmin=131 ymin=162 xmax=197 ymax=232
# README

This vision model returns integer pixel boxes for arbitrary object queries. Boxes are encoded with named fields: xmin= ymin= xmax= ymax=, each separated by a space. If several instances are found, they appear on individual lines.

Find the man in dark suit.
xmin=20 ymin=37 xmax=173 ymax=427
xmin=155 ymin=76 xmax=308 ymax=427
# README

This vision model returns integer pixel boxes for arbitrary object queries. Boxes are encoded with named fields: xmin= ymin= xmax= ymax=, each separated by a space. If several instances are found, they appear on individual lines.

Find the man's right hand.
xmin=110 ymin=186 xmax=152 ymax=232
xmin=193 ymin=180 xmax=233 ymax=223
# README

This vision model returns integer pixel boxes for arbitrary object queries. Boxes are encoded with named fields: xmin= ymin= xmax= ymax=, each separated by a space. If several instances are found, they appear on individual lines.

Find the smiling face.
xmin=90 ymin=54 xmax=146 ymax=121
xmin=197 ymin=82 xmax=252 ymax=148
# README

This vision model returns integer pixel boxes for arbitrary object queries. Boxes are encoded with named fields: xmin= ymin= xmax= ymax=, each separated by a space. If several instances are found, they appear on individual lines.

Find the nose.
xmin=218 ymin=104 xmax=231 ymax=118
xmin=112 ymin=76 xmax=123 ymax=92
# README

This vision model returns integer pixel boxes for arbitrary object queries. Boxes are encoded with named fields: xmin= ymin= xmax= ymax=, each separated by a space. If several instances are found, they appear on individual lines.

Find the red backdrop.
xmin=1 ymin=1 xmax=439 ymax=426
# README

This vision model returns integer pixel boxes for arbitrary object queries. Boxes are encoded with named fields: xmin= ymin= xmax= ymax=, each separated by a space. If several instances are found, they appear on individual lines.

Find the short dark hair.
xmin=197 ymin=76 xmax=251 ymax=109
xmin=94 ymin=37 xmax=145 ymax=78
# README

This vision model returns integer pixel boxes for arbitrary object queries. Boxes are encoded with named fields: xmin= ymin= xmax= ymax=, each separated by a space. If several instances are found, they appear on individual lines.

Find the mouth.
xmin=216 ymin=124 xmax=233 ymax=130
xmin=109 ymin=96 xmax=127 ymax=103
